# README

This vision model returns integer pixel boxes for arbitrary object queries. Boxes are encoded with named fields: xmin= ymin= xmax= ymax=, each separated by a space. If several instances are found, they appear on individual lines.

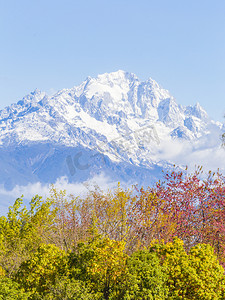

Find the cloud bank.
xmin=155 ymin=125 xmax=225 ymax=173
xmin=0 ymin=173 xmax=119 ymax=215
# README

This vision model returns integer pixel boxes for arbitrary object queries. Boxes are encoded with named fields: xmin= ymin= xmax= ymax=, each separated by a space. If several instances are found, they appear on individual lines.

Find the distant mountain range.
xmin=0 ymin=70 xmax=224 ymax=192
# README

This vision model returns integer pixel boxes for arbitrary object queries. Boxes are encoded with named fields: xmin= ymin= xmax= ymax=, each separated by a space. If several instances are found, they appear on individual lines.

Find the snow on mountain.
xmin=0 ymin=70 xmax=223 ymax=193
xmin=0 ymin=70 xmax=210 ymax=146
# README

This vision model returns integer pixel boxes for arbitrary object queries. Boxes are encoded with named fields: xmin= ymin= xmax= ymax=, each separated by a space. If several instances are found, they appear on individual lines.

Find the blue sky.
xmin=1 ymin=0 xmax=225 ymax=121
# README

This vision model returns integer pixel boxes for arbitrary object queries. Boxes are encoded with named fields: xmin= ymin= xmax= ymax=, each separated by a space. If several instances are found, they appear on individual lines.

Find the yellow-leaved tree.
xmin=69 ymin=236 xmax=128 ymax=300
xmin=150 ymin=237 xmax=225 ymax=299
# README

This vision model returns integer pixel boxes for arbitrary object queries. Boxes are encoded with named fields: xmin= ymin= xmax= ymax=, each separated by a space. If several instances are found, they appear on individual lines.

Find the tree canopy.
xmin=0 ymin=168 xmax=225 ymax=299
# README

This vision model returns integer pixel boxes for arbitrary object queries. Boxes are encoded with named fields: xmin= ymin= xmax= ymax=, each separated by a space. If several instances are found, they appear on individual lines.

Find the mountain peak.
xmin=184 ymin=102 xmax=209 ymax=121
xmin=0 ymin=71 xmax=222 ymax=193
xmin=31 ymin=88 xmax=42 ymax=96
xmin=0 ymin=71 xmax=214 ymax=149
xmin=96 ymin=70 xmax=139 ymax=84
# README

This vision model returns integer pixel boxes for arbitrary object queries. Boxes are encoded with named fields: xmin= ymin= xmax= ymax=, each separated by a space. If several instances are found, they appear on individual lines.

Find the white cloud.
xmin=156 ymin=128 xmax=225 ymax=173
xmin=0 ymin=173 xmax=119 ymax=215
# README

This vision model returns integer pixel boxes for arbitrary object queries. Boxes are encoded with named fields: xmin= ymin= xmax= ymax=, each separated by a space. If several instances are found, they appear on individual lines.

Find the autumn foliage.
xmin=0 ymin=168 xmax=225 ymax=299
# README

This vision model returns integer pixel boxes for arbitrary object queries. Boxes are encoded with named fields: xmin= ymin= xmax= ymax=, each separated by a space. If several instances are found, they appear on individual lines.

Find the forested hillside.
xmin=0 ymin=168 xmax=225 ymax=299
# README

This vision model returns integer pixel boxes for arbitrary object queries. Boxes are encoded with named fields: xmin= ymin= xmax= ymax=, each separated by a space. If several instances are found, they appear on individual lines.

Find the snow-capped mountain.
xmin=0 ymin=70 xmax=223 ymax=191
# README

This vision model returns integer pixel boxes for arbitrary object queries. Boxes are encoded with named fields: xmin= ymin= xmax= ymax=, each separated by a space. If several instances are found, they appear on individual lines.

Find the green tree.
xmin=0 ymin=276 xmax=28 ymax=300
xmin=124 ymin=250 xmax=167 ymax=300
xmin=41 ymin=277 xmax=98 ymax=300
xmin=188 ymin=243 xmax=225 ymax=299
xmin=69 ymin=236 xmax=128 ymax=300
xmin=0 ymin=195 xmax=57 ymax=275
xmin=15 ymin=244 xmax=68 ymax=297
xmin=151 ymin=237 xmax=225 ymax=299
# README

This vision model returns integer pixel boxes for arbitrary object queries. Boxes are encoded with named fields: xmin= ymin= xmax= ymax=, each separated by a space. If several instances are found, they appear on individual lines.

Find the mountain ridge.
xmin=0 ymin=70 xmax=223 ymax=192
xmin=0 ymin=70 xmax=212 ymax=146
